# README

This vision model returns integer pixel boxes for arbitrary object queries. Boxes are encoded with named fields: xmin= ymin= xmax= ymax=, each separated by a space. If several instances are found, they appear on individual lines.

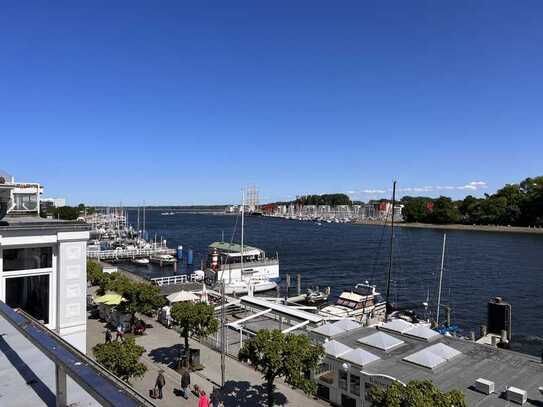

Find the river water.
xmin=124 ymin=210 xmax=543 ymax=356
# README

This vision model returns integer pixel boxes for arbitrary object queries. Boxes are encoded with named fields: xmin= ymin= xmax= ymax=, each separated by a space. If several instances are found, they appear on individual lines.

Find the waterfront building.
xmin=0 ymin=174 xmax=89 ymax=352
xmin=312 ymin=321 xmax=543 ymax=406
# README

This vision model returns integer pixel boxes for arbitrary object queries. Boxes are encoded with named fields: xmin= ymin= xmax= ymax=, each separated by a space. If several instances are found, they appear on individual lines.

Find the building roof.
xmin=379 ymin=319 xmax=413 ymax=334
xmin=357 ymin=331 xmax=405 ymax=352
xmin=0 ymin=215 xmax=90 ymax=232
xmin=339 ymin=348 xmax=380 ymax=367
xmin=403 ymin=343 xmax=461 ymax=370
xmin=321 ymin=324 xmax=543 ymax=406
xmin=332 ymin=319 xmax=361 ymax=332
xmin=312 ymin=323 xmax=346 ymax=338
xmin=323 ymin=340 xmax=352 ymax=358
xmin=241 ymin=296 xmax=323 ymax=324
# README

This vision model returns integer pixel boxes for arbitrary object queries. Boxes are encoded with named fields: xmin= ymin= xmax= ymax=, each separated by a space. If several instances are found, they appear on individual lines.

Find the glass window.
xmin=339 ymin=370 xmax=348 ymax=392
xmin=3 ymin=247 xmax=53 ymax=271
xmin=13 ymin=193 xmax=38 ymax=211
xmin=5 ymin=274 xmax=50 ymax=324
xmin=350 ymin=374 xmax=360 ymax=396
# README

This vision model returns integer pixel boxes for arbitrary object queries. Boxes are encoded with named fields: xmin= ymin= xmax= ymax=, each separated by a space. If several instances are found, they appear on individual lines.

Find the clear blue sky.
xmin=2 ymin=1 xmax=542 ymax=205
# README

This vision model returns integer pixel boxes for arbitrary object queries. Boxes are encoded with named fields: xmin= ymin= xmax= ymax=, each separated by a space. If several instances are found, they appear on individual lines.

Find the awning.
xmin=94 ymin=293 xmax=125 ymax=306
xmin=167 ymin=291 xmax=198 ymax=303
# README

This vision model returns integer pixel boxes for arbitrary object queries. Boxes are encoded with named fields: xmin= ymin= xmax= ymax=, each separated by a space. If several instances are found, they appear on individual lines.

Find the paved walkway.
xmin=86 ymin=316 xmax=326 ymax=407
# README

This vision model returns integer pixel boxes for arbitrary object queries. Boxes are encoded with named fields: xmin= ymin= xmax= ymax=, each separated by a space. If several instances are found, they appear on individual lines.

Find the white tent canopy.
xmin=167 ymin=291 xmax=198 ymax=303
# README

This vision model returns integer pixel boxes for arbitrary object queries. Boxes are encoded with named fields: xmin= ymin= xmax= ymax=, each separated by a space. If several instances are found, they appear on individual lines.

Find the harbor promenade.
xmin=86 ymin=316 xmax=326 ymax=407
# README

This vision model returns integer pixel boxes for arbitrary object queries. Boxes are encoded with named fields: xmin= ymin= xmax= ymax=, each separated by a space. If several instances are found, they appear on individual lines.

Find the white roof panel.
xmin=340 ymin=348 xmax=380 ymax=367
xmin=312 ymin=323 xmax=346 ymax=337
xmin=380 ymin=319 xmax=413 ymax=334
xmin=323 ymin=340 xmax=352 ymax=358
xmin=332 ymin=319 xmax=361 ymax=332
xmin=403 ymin=343 xmax=461 ymax=369
xmin=240 ymin=296 xmax=323 ymax=323
xmin=404 ymin=325 xmax=440 ymax=341
xmin=357 ymin=331 xmax=405 ymax=351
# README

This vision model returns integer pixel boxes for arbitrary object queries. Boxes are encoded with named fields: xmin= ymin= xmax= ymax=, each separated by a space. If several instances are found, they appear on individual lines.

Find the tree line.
xmin=401 ymin=176 xmax=543 ymax=226
xmin=274 ymin=193 xmax=352 ymax=207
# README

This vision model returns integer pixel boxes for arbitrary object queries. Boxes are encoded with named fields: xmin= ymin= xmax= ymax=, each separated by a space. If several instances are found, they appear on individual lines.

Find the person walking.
xmin=180 ymin=369 xmax=191 ymax=399
xmin=115 ymin=323 xmax=124 ymax=342
xmin=198 ymin=390 xmax=210 ymax=407
xmin=105 ymin=328 xmax=112 ymax=343
xmin=155 ymin=370 xmax=166 ymax=400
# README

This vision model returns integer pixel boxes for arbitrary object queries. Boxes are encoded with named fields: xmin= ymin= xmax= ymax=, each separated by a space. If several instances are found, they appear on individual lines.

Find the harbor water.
xmin=124 ymin=210 xmax=543 ymax=356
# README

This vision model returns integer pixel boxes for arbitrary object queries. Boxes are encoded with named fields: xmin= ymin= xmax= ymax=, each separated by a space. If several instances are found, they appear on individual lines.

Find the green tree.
xmin=238 ymin=329 xmax=324 ymax=407
xmin=401 ymin=197 xmax=432 ymax=223
xmin=430 ymin=196 xmax=461 ymax=224
xmin=519 ymin=176 xmax=543 ymax=226
xmin=170 ymin=301 xmax=219 ymax=367
xmin=120 ymin=282 xmax=166 ymax=316
xmin=93 ymin=338 xmax=147 ymax=382
xmin=86 ymin=260 xmax=103 ymax=285
xmin=369 ymin=380 xmax=466 ymax=407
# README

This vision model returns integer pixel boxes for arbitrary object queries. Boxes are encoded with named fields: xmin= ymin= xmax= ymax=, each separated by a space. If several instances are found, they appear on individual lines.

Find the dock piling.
xmin=296 ymin=273 xmax=301 ymax=295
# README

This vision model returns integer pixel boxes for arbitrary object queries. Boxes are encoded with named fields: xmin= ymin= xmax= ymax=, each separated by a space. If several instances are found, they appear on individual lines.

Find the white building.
xmin=41 ymin=197 xmax=67 ymax=208
xmin=0 ymin=173 xmax=89 ymax=353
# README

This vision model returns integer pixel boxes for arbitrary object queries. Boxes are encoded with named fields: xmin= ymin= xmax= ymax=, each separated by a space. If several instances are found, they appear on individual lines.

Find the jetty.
xmin=87 ymin=246 xmax=176 ymax=260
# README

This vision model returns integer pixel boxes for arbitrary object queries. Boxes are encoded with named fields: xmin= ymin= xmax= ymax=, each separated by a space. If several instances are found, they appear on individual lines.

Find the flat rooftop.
xmin=318 ymin=324 xmax=543 ymax=406
xmin=0 ymin=215 xmax=90 ymax=231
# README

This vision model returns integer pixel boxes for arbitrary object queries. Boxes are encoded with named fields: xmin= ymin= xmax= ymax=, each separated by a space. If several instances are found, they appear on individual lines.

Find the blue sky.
xmin=1 ymin=1 xmax=542 ymax=205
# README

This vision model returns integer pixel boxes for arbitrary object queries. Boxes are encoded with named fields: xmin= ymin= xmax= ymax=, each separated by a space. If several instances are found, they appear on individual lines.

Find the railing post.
xmin=56 ymin=364 xmax=67 ymax=407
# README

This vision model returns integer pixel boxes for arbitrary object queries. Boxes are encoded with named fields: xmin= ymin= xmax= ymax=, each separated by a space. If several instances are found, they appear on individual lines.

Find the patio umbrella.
xmin=94 ymin=293 xmax=125 ymax=306
xmin=167 ymin=290 xmax=198 ymax=303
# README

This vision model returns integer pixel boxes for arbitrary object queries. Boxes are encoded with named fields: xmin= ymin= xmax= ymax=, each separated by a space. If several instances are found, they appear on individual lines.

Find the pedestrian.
xmin=210 ymin=387 xmax=224 ymax=407
xmin=115 ymin=323 xmax=124 ymax=342
xmin=198 ymin=390 xmax=210 ymax=407
xmin=155 ymin=370 xmax=166 ymax=400
xmin=180 ymin=368 xmax=191 ymax=399
xmin=105 ymin=328 xmax=112 ymax=343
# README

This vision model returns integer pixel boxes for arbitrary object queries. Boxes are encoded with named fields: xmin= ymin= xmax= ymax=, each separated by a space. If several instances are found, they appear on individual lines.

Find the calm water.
xmin=125 ymin=210 xmax=543 ymax=356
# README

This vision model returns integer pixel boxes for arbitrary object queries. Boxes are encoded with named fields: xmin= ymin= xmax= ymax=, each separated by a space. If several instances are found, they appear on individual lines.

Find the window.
xmin=5 ymin=274 xmax=50 ymax=324
xmin=339 ymin=370 xmax=348 ymax=391
xmin=3 ymin=247 xmax=52 ymax=271
xmin=317 ymin=384 xmax=330 ymax=401
xmin=341 ymin=394 xmax=356 ymax=407
xmin=350 ymin=374 xmax=360 ymax=396
xmin=13 ymin=193 xmax=38 ymax=211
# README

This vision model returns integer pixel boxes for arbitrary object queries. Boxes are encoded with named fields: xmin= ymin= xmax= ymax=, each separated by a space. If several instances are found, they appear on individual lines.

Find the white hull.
xmin=224 ymin=280 xmax=278 ymax=295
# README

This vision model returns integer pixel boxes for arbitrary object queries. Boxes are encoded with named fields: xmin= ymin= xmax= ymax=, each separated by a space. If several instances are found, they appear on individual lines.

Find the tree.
xmin=86 ymin=260 xmax=104 ymax=286
xmin=430 ymin=196 xmax=461 ymax=224
xmin=120 ymin=282 xmax=166 ymax=317
xmin=368 ymin=380 xmax=466 ymax=407
xmin=238 ymin=329 xmax=324 ymax=407
xmin=170 ymin=301 xmax=219 ymax=366
xmin=93 ymin=338 xmax=147 ymax=382
xmin=401 ymin=197 xmax=432 ymax=223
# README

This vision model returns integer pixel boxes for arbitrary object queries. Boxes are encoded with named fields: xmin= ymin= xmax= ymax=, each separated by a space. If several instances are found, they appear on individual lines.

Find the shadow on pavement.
xmin=148 ymin=344 xmax=182 ymax=370
xmin=222 ymin=380 xmax=287 ymax=407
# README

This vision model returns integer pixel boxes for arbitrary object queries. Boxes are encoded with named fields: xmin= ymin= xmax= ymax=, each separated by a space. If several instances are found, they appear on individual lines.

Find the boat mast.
xmin=436 ymin=233 xmax=447 ymax=326
xmin=385 ymin=180 xmax=397 ymax=320
xmin=240 ymin=189 xmax=245 ymax=276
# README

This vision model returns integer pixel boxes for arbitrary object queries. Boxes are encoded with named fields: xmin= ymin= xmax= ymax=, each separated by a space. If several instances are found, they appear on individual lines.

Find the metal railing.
xmin=0 ymin=301 xmax=156 ymax=407
xmin=87 ymin=247 xmax=176 ymax=260
xmin=150 ymin=274 xmax=200 ymax=286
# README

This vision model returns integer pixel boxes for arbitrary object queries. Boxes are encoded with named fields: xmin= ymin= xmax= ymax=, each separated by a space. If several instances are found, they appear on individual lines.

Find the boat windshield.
xmin=354 ymin=285 xmax=374 ymax=296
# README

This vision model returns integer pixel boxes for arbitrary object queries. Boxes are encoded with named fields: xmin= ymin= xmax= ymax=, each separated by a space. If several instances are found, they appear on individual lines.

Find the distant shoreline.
xmin=353 ymin=220 xmax=543 ymax=235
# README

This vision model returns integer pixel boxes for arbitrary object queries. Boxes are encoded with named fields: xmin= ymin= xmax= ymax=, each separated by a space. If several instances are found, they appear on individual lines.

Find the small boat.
xmin=150 ymin=254 xmax=177 ymax=265
xmin=160 ymin=212 xmax=175 ymax=216
xmin=132 ymin=257 xmax=150 ymax=265
xmin=223 ymin=279 xmax=278 ymax=295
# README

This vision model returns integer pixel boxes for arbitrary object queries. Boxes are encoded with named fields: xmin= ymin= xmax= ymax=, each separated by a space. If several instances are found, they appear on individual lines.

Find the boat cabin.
xmin=207 ymin=241 xmax=265 ymax=270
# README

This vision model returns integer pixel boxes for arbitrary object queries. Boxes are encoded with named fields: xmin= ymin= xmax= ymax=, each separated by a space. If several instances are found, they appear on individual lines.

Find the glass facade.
xmin=13 ymin=193 xmax=38 ymax=211
xmin=3 ymin=247 xmax=52 ymax=271
xmin=5 ymin=274 xmax=50 ymax=324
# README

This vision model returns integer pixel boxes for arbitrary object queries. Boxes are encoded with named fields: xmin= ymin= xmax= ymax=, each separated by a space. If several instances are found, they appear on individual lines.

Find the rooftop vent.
xmin=380 ymin=319 xmax=413 ymax=334
xmin=474 ymin=378 xmax=495 ymax=395
xmin=331 ymin=319 xmax=361 ymax=332
xmin=403 ymin=325 xmax=440 ymax=341
xmin=312 ymin=324 xmax=346 ymax=338
xmin=323 ymin=340 xmax=352 ymax=358
xmin=506 ymin=386 xmax=527 ymax=405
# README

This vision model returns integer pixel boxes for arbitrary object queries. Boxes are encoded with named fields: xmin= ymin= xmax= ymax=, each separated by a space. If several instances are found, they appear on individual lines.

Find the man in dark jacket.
xmin=155 ymin=370 xmax=166 ymax=399
xmin=181 ymin=369 xmax=191 ymax=399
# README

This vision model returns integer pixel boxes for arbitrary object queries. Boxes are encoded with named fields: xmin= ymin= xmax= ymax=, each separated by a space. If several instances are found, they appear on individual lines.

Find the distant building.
xmin=0 ymin=169 xmax=42 ymax=216
xmin=40 ymin=197 xmax=66 ymax=212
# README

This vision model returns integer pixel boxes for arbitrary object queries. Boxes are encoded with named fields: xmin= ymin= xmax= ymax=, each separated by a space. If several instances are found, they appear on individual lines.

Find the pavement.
xmin=86 ymin=315 xmax=326 ymax=407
